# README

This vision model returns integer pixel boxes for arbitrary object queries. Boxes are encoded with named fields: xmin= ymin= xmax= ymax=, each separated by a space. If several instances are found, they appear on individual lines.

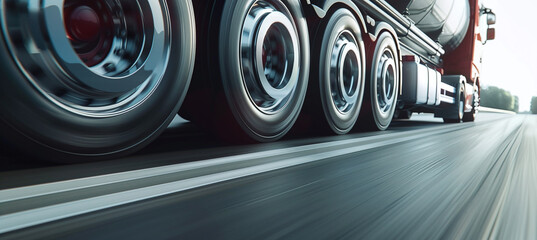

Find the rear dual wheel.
xmin=185 ymin=0 xmax=309 ymax=142
xmin=312 ymin=9 xmax=365 ymax=134
xmin=0 ymin=0 xmax=195 ymax=161
xmin=360 ymin=31 xmax=400 ymax=130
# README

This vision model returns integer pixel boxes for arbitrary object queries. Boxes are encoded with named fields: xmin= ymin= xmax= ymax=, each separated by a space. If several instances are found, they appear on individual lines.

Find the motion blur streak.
xmin=1 ymin=113 xmax=536 ymax=239
xmin=444 ymin=116 xmax=537 ymax=240
xmin=0 ymin=123 xmax=470 ymax=234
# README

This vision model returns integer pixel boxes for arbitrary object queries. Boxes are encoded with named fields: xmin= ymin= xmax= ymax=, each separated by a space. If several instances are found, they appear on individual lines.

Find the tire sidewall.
xmin=219 ymin=0 xmax=309 ymax=141
xmin=319 ymin=8 xmax=365 ymax=134
xmin=370 ymin=32 xmax=399 ymax=130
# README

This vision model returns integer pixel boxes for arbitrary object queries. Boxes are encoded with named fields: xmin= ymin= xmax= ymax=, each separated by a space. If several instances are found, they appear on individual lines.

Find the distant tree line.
xmin=530 ymin=97 xmax=537 ymax=114
xmin=480 ymin=86 xmax=518 ymax=112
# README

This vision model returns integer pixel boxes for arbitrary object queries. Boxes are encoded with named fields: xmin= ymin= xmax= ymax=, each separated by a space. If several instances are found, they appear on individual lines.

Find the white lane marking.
xmin=478 ymin=107 xmax=516 ymax=115
xmin=0 ymin=123 xmax=467 ymax=203
xmin=0 ymin=132 xmax=434 ymax=234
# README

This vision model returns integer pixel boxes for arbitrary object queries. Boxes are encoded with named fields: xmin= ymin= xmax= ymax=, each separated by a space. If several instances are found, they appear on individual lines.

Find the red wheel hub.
xmin=64 ymin=1 xmax=113 ymax=67
xmin=66 ymin=6 xmax=101 ymax=42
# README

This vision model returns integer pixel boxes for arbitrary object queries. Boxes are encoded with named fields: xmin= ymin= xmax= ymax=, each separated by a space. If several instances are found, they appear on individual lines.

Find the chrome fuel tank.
xmin=386 ymin=0 xmax=470 ymax=52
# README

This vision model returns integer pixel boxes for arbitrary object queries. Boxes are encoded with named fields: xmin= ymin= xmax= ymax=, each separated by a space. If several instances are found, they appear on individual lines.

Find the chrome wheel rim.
xmin=329 ymin=30 xmax=361 ymax=114
xmin=375 ymin=48 xmax=396 ymax=117
xmin=240 ymin=0 xmax=300 ymax=114
xmin=1 ymin=0 xmax=171 ymax=118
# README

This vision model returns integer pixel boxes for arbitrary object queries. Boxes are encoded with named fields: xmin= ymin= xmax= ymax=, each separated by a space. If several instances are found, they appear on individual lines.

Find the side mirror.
xmin=487 ymin=12 xmax=496 ymax=25
xmin=487 ymin=28 xmax=496 ymax=41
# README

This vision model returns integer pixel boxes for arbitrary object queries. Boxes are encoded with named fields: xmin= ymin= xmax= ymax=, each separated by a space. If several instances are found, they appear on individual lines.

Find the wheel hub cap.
xmin=376 ymin=50 xmax=396 ymax=114
xmin=64 ymin=1 xmax=117 ymax=67
xmin=330 ymin=31 xmax=360 ymax=113
xmin=1 ymin=0 xmax=172 ymax=117
xmin=241 ymin=1 xmax=300 ymax=114
xmin=67 ymin=6 xmax=101 ymax=42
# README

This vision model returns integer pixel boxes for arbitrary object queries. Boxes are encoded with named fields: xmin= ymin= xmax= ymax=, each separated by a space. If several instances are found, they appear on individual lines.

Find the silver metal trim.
xmin=330 ymin=30 xmax=361 ymax=113
xmin=240 ymin=1 xmax=300 ymax=114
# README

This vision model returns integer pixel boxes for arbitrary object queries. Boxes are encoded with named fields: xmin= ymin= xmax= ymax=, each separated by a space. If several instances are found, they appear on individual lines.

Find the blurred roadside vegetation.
xmin=480 ymin=86 xmax=519 ymax=113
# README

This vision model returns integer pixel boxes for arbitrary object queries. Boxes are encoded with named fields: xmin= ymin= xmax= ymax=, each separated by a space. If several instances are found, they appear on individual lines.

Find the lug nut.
xmin=103 ymin=63 xmax=116 ymax=72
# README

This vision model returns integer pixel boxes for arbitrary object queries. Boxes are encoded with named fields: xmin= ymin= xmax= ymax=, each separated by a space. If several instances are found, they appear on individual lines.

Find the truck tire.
xmin=185 ymin=0 xmax=309 ymax=142
xmin=315 ymin=9 xmax=366 ymax=134
xmin=360 ymin=31 xmax=400 ymax=131
xmin=444 ymin=94 xmax=465 ymax=123
xmin=0 ymin=0 xmax=195 ymax=161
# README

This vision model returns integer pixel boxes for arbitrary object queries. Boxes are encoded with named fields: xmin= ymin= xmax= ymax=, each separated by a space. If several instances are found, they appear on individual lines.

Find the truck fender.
xmin=305 ymin=0 xmax=367 ymax=34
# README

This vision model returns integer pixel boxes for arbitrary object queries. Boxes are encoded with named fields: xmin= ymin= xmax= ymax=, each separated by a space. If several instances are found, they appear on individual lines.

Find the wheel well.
xmin=306 ymin=0 xmax=367 ymax=35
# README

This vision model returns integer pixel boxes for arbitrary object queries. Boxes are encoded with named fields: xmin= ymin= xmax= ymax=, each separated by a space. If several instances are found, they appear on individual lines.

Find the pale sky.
xmin=480 ymin=0 xmax=537 ymax=112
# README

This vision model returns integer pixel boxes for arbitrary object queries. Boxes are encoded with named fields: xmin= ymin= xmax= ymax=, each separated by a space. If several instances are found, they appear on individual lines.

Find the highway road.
xmin=0 ymin=112 xmax=535 ymax=239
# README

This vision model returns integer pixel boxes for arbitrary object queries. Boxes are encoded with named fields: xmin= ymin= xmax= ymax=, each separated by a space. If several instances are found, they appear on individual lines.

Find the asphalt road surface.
xmin=0 ymin=112 xmax=535 ymax=239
